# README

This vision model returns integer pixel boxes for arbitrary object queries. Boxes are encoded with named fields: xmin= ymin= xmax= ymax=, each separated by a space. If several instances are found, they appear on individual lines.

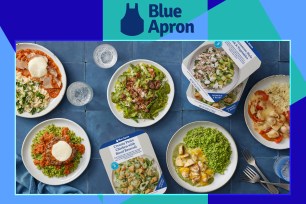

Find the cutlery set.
xmin=241 ymin=149 xmax=290 ymax=194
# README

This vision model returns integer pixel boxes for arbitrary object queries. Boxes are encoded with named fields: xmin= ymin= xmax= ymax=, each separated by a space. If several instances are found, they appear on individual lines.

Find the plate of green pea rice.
xmin=21 ymin=118 xmax=91 ymax=185
xmin=166 ymin=121 xmax=238 ymax=192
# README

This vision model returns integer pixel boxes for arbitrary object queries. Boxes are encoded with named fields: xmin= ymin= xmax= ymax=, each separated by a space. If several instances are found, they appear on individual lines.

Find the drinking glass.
xmin=274 ymin=156 xmax=290 ymax=182
xmin=93 ymin=44 xmax=117 ymax=69
xmin=67 ymin=81 xmax=93 ymax=106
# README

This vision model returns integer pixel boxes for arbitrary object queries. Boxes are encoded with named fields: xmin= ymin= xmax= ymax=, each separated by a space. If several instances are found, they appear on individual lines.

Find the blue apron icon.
xmin=121 ymin=3 xmax=144 ymax=36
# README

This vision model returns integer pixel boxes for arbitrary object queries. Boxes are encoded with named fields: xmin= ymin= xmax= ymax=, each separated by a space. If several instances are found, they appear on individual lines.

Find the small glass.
xmin=93 ymin=44 xmax=118 ymax=68
xmin=66 ymin=82 xmax=93 ymax=106
xmin=274 ymin=156 xmax=290 ymax=182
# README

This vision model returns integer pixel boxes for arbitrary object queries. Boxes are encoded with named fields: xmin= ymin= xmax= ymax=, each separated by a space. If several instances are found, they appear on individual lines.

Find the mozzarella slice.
xmin=51 ymin=141 xmax=72 ymax=162
xmin=28 ymin=56 xmax=48 ymax=78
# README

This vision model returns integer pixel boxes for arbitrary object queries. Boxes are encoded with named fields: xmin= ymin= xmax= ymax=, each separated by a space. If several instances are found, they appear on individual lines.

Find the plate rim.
xmin=16 ymin=43 xmax=67 ymax=118
xmin=166 ymin=121 xmax=238 ymax=193
xmin=243 ymin=75 xmax=290 ymax=150
xmin=107 ymin=59 xmax=175 ymax=128
xmin=21 ymin=118 xmax=91 ymax=185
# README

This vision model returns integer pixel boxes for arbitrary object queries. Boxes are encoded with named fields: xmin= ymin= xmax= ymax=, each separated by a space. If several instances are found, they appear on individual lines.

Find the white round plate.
xmin=16 ymin=43 xmax=67 ymax=118
xmin=166 ymin=121 xmax=238 ymax=193
xmin=244 ymin=75 xmax=290 ymax=149
xmin=21 ymin=118 xmax=91 ymax=185
xmin=107 ymin=59 xmax=175 ymax=127
xmin=188 ymin=42 xmax=239 ymax=94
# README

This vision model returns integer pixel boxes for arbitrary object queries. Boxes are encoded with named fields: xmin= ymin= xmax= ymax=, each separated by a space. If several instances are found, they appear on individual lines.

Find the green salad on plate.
xmin=111 ymin=63 xmax=170 ymax=122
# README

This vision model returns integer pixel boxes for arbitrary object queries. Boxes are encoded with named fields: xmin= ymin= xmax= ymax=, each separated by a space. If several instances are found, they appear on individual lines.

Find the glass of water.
xmin=274 ymin=156 xmax=290 ymax=182
xmin=67 ymin=81 xmax=93 ymax=106
xmin=93 ymin=44 xmax=118 ymax=68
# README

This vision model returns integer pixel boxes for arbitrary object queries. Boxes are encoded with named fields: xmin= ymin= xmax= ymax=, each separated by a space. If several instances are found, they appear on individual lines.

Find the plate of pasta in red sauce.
xmin=16 ymin=43 xmax=67 ymax=118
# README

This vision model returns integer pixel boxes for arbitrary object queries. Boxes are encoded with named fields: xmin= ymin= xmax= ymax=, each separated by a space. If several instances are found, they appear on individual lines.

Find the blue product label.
xmin=111 ymin=162 xmax=119 ymax=170
xmin=208 ymin=93 xmax=227 ymax=102
xmin=222 ymin=101 xmax=239 ymax=114
xmin=155 ymin=174 xmax=167 ymax=190
xmin=100 ymin=130 xmax=145 ymax=149
xmin=245 ymin=41 xmax=262 ymax=59
xmin=214 ymin=41 xmax=222 ymax=48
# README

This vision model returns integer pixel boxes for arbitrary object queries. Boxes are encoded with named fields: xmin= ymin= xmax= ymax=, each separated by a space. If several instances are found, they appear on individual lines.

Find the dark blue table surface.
xmin=16 ymin=41 xmax=290 ymax=194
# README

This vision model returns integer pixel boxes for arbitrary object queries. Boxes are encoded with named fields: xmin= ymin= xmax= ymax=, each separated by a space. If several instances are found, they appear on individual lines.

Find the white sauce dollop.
xmin=28 ymin=56 xmax=48 ymax=78
xmin=51 ymin=141 xmax=72 ymax=162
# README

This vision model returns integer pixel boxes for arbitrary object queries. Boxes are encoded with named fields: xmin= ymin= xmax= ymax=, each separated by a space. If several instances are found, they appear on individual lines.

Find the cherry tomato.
xmin=260 ymin=128 xmax=272 ymax=134
xmin=248 ymin=105 xmax=264 ymax=122
xmin=285 ymin=110 xmax=290 ymax=122
xmin=251 ymin=114 xmax=264 ymax=122
xmin=255 ymin=90 xmax=269 ymax=101
xmin=259 ymin=132 xmax=275 ymax=141
xmin=274 ymin=134 xmax=283 ymax=143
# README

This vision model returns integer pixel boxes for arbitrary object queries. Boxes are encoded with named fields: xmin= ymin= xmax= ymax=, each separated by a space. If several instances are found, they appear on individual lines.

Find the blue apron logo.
xmin=121 ymin=3 xmax=144 ymax=36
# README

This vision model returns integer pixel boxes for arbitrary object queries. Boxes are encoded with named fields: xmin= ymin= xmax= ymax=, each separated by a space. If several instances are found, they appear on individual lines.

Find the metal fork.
xmin=242 ymin=166 xmax=290 ymax=191
xmin=242 ymin=148 xmax=279 ymax=194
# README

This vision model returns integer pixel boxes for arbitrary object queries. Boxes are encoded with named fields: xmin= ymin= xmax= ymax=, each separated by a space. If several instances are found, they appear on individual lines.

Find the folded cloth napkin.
xmin=16 ymin=155 xmax=83 ymax=194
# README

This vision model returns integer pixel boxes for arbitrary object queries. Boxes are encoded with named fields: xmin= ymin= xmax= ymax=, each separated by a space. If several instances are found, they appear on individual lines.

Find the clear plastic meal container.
xmin=99 ymin=131 xmax=167 ymax=194
xmin=182 ymin=41 xmax=261 ymax=102
xmin=186 ymin=79 xmax=248 ymax=117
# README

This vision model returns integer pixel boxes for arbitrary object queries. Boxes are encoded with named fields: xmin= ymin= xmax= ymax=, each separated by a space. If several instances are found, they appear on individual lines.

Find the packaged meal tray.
xmin=186 ymin=79 xmax=248 ymax=117
xmin=99 ymin=131 xmax=167 ymax=194
xmin=182 ymin=41 xmax=261 ymax=103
